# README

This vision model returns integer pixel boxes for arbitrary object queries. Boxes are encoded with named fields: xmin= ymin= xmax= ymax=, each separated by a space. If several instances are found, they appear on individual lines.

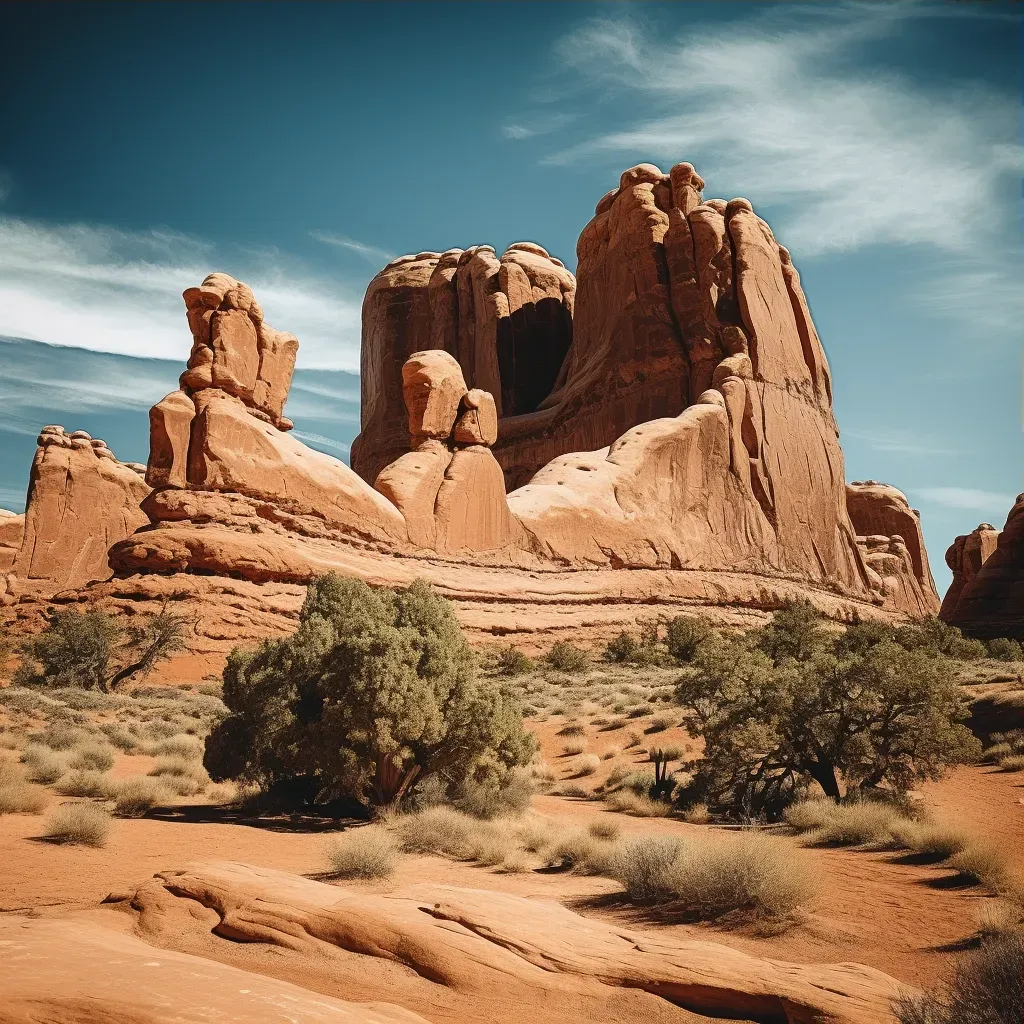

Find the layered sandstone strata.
xmin=941 ymin=496 xmax=1024 ymax=639
xmin=0 ymin=510 xmax=24 ymax=573
xmin=2 ymin=427 xmax=149 ymax=600
xmin=846 ymin=481 xmax=939 ymax=617
xmin=352 ymin=243 xmax=575 ymax=484
xmin=101 ymin=163 xmax=939 ymax=632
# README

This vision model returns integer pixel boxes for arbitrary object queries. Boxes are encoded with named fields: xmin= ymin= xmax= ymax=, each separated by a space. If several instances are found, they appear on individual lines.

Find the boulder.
xmin=942 ymin=495 xmax=1024 ymax=639
xmin=4 ymin=426 xmax=149 ymax=596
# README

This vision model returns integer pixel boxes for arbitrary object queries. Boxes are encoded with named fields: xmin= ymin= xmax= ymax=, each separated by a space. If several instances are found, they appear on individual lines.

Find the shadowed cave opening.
xmin=496 ymin=296 xmax=572 ymax=417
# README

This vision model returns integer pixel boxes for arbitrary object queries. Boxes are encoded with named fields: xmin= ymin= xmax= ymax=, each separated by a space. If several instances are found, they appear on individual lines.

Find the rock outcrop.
xmin=0 ymin=510 xmax=24 ymax=573
xmin=2 ymin=427 xmax=149 ymax=600
xmin=86 ymin=162 xmax=937 ymax=638
xmin=352 ymin=243 xmax=575 ymax=484
xmin=106 ymin=861 xmax=907 ymax=1024
xmin=942 ymin=495 xmax=1024 ymax=639
xmin=846 ymin=481 xmax=940 ymax=617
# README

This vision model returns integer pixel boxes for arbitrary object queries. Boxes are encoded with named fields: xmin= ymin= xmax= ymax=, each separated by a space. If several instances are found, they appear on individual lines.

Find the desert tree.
xmin=204 ymin=574 xmax=535 ymax=811
xmin=674 ymin=604 xmax=981 ymax=818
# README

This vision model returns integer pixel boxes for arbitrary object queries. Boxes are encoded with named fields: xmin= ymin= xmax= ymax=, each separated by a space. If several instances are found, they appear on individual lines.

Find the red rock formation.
xmin=942 ymin=496 xmax=1024 ymax=638
xmin=97 ymin=161 xmax=938 ymax=634
xmin=2 ymin=427 xmax=149 ymax=600
xmin=107 ymin=861 xmax=906 ymax=1024
xmin=352 ymin=243 xmax=575 ymax=484
xmin=0 ymin=510 xmax=24 ymax=573
xmin=846 ymin=481 xmax=940 ymax=617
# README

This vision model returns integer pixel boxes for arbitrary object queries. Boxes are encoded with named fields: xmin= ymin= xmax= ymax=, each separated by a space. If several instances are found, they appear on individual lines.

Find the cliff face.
xmin=87 ymin=163 xmax=937 ymax=638
xmin=1 ymin=427 xmax=149 ymax=601
xmin=941 ymin=497 xmax=1024 ymax=639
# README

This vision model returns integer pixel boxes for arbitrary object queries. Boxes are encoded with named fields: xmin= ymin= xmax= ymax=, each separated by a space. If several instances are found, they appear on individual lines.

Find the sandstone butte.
xmin=2 ymin=162 xmax=948 ymax=651
xmin=0 ymin=860 xmax=912 ymax=1024
xmin=941 ymin=492 xmax=1024 ymax=640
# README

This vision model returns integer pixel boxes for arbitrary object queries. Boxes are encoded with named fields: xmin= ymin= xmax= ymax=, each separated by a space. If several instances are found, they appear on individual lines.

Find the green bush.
xmin=204 ymin=575 xmax=535 ymax=810
xmin=494 ymin=644 xmax=534 ymax=677
xmin=546 ymin=641 xmax=589 ymax=674
xmin=604 ymin=631 xmax=637 ymax=664
xmin=675 ymin=605 xmax=981 ymax=818
xmin=16 ymin=608 xmax=188 ymax=692
xmin=986 ymin=637 xmax=1024 ymax=662
xmin=894 ymin=617 xmax=987 ymax=661
xmin=664 ymin=615 xmax=714 ymax=664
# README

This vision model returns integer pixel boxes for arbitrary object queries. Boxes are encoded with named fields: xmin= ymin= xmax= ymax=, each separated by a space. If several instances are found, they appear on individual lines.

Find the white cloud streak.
xmin=841 ymin=428 xmax=966 ymax=457
xmin=534 ymin=4 xmax=1022 ymax=331
xmin=310 ymin=231 xmax=395 ymax=265
xmin=916 ymin=486 xmax=1017 ymax=515
xmin=0 ymin=218 xmax=364 ymax=371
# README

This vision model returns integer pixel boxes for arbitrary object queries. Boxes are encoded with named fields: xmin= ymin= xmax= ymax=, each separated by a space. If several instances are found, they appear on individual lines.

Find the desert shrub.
xmin=16 ymin=608 xmax=188 ymax=692
xmin=109 ymin=776 xmax=167 ymax=817
xmin=556 ymin=783 xmax=592 ymax=799
xmin=682 ymin=802 xmax=711 ymax=824
xmin=98 ymin=723 xmax=138 ymax=753
xmin=395 ymin=806 xmax=475 ymax=858
xmin=495 ymin=644 xmax=533 ymax=677
xmin=999 ymin=754 xmax=1024 ymax=772
xmin=983 ymin=742 xmax=1013 ymax=764
xmin=55 ymin=770 xmax=111 ymax=798
xmin=33 ymin=724 xmax=88 ymax=751
xmin=465 ymin=822 xmax=519 ymax=866
xmin=976 ymin=901 xmax=1024 ymax=941
xmin=149 ymin=735 xmax=203 ymax=759
xmin=42 ymin=802 xmax=112 ymax=846
xmin=626 ymin=705 xmax=649 ymax=719
xmin=0 ymin=762 xmax=48 ymax=815
xmin=894 ymin=617 xmax=987 ymax=661
xmin=453 ymin=773 xmax=533 ymax=819
xmin=21 ymin=744 xmax=67 ymax=784
xmin=665 ymin=615 xmax=714 ymax=664
xmin=626 ymin=730 xmax=642 ymax=747
xmin=68 ymin=740 xmax=115 ymax=772
xmin=949 ymin=846 xmax=1013 ymax=891
xmin=589 ymin=818 xmax=621 ymax=841
xmin=562 ymin=739 xmax=588 ymax=756
xmin=149 ymin=754 xmax=206 ymax=780
xmin=605 ymin=790 xmax=671 ymax=817
xmin=601 ymin=747 xmax=619 ymax=760
xmin=325 ymin=828 xmax=399 ymax=879
xmin=608 ymin=832 xmax=817 ymax=923
xmin=557 ymin=721 xmax=585 ymax=737
xmin=575 ymin=754 xmax=601 ymax=777
xmin=604 ymin=631 xmax=638 ymax=664
xmin=676 ymin=606 xmax=981 ymax=818
xmin=986 ymin=637 xmax=1023 ymax=662
xmin=889 ymin=822 xmax=970 ymax=860
xmin=645 ymin=713 xmax=675 ymax=733
xmin=545 ymin=641 xmax=589 ymax=674
xmin=802 ymin=801 xmax=905 ymax=847
xmin=894 ymin=932 xmax=1023 ymax=1024
xmin=205 ymin=575 xmax=534 ymax=810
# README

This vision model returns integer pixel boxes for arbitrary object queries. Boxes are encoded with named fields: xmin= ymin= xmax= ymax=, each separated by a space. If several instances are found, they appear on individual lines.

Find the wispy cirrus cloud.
xmin=310 ymin=231 xmax=395 ymax=265
xmin=915 ymin=486 xmax=1017 ymax=515
xmin=502 ymin=112 xmax=576 ymax=140
xmin=521 ymin=4 xmax=1022 ymax=332
xmin=0 ymin=217 xmax=364 ymax=371
xmin=841 ymin=428 xmax=966 ymax=457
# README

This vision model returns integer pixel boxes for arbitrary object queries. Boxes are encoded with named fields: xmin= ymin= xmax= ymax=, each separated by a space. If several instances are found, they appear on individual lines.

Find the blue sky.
xmin=0 ymin=1 xmax=1020 ymax=595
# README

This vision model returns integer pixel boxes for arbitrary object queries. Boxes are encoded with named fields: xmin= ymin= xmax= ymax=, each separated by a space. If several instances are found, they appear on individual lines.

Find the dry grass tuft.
xmin=609 ymin=832 xmax=818 ymax=924
xmin=605 ymin=789 xmax=671 ymax=817
xmin=68 ymin=740 xmax=115 ymax=773
xmin=109 ymin=776 xmax=168 ymax=817
xmin=21 ymin=744 xmax=67 ymax=785
xmin=42 ymin=802 xmax=112 ymax=846
xmin=326 ymin=828 xmax=399 ymax=879
xmin=562 ymin=739 xmax=588 ymax=756
xmin=575 ymin=753 xmax=601 ymax=777
xmin=55 ymin=770 xmax=111 ymax=798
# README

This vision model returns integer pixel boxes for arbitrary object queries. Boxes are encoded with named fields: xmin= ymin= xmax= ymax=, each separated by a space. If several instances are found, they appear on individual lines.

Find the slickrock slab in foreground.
xmin=114 ymin=860 xmax=911 ymax=1024
xmin=0 ymin=912 xmax=428 ymax=1024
